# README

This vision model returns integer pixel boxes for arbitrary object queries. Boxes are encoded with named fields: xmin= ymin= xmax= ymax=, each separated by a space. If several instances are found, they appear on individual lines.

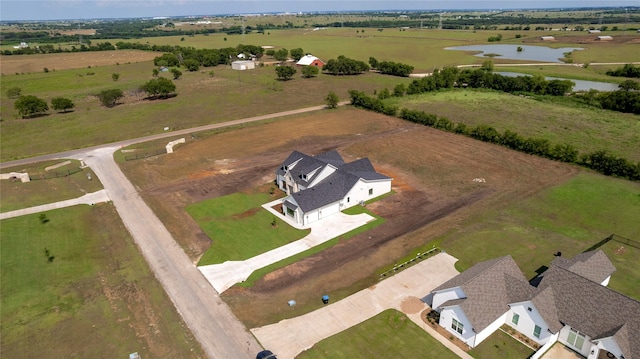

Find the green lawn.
xmin=0 ymin=159 xmax=103 ymax=212
xmin=441 ymin=172 xmax=640 ymax=300
xmin=386 ymin=89 xmax=640 ymax=162
xmin=188 ymin=191 xmax=310 ymax=265
xmin=297 ymin=309 xmax=460 ymax=359
xmin=0 ymin=204 xmax=202 ymax=358
xmin=469 ymin=329 xmax=535 ymax=359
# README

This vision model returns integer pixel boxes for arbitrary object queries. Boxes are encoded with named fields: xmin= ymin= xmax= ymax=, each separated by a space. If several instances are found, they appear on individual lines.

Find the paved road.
xmin=0 ymin=189 xmax=110 ymax=220
xmin=251 ymin=252 xmax=465 ymax=359
xmin=79 ymin=147 xmax=261 ymax=358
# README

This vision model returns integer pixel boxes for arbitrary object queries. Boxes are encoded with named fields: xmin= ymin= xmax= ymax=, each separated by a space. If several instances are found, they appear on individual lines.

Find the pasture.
xmin=0 ymin=205 xmax=203 ymax=358
xmin=386 ymin=89 xmax=640 ymax=162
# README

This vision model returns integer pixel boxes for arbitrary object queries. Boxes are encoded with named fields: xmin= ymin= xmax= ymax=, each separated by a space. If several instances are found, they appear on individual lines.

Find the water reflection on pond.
xmin=445 ymin=44 xmax=583 ymax=63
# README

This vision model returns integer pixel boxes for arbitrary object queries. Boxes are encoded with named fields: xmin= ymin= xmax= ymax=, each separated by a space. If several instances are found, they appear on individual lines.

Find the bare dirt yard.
xmin=120 ymin=107 xmax=577 ymax=328
xmin=0 ymin=50 xmax=158 ymax=74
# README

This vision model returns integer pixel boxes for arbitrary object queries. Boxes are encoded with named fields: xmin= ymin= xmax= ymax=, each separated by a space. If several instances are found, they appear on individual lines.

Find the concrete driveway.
xmin=199 ymin=202 xmax=375 ymax=293
xmin=250 ymin=252 xmax=461 ymax=359
xmin=0 ymin=189 xmax=110 ymax=220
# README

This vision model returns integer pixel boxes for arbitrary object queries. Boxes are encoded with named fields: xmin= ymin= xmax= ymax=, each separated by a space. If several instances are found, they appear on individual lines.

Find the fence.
xmin=611 ymin=233 xmax=640 ymax=249
xmin=124 ymin=148 xmax=167 ymax=161
xmin=29 ymin=167 xmax=83 ymax=180
xmin=379 ymin=246 xmax=440 ymax=280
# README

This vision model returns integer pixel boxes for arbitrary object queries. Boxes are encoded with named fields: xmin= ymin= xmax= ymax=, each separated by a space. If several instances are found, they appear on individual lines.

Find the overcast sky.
xmin=1 ymin=0 xmax=637 ymax=21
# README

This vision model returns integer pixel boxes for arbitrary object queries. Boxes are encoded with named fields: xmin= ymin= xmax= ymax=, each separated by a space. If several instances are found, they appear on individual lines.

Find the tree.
xmin=301 ymin=66 xmax=319 ymax=78
xmin=15 ymin=95 xmax=48 ymax=118
xmin=6 ymin=87 xmax=21 ymax=98
xmin=96 ymin=89 xmax=124 ymax=107
xmin=369 ymin=57 xmax=379 ymax=69
xmin=323 ymin=56 xmax=370 ymax=76
xmin=112 ymin=73 xmax=120 ymax=81
xmin=273 ymin=48 xmax=289 ymax=62
xmin=275 ymin=65 xmax=296 ymax=80
xmin=325 ymin=91 xmax=339 ymax=109
xmin=184 ymin=59 xmax=200 ymax=72
xmin=290 ymin=48 xmax=304 ymax=61
xmin=619 ymin=80 xmax=640 ymax=91
xmin=393 ymin=83 xmax=406 ymax=97
xmin=51 ymin=97 xmax=75 ymax=113
xmin=152 ymin=68 xmax=159 ymax=77
xmin=141 ymin=77 xmax=176 ymax=99
xmin=170 ymin=68 xmax=182 ymax=80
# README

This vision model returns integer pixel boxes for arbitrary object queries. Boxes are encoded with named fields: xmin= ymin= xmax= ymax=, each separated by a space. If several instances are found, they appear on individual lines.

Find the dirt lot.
xmin=120 ymin=107 xmax=577 ymax=328
xmin=0 ymin=50 xmax=158 ymax=74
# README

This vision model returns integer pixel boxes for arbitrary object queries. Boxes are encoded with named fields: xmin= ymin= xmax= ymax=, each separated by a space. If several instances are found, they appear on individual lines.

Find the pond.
xmin=445 ymin=44 xmax=583 ymax=63
xmin=496 ymin=72 xmax=620 ymax=92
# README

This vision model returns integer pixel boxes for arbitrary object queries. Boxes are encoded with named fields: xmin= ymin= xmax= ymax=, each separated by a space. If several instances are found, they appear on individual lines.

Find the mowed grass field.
xmin=0 ymin=159 xmax=103 ymax=212
xmin=296 ymin=309 xmax=459 ymax=359
xmin=440 ymin=172 xmax=640 ymax=300
xmin=387 ymin=89 xmax=640 ymax=162
xmin=0 ymin=205 xmax=203 ymax=358
xmin=188 ymin=188 xmax=310 ymax=265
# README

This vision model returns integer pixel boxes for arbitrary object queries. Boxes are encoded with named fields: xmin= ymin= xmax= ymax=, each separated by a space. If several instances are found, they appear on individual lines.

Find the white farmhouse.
xmin=275 ymin=150 xmax=391 ymax=226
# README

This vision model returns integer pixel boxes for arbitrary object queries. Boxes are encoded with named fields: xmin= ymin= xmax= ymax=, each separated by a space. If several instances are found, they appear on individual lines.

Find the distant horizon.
xmin=1 ymin=1 xmax=639 ymax=22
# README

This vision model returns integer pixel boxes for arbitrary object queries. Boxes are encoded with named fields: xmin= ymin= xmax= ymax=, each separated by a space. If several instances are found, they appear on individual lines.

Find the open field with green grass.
xmin=440 ymin=172 xmax=640 ymax=300
xmin=386 ymin=89 xmax=640 ymax=162
xmin=188 ymin=189 xmax=310 ymax=265
xmin=296 ymin=309 xmax=459 ymax=359
xmin=469 ymin=328 xmax=536 ymax=359
xmin=0 ymin=159 xmax=103 ymax=212
xmin=0 ymin=204 xmax=203 ymax=358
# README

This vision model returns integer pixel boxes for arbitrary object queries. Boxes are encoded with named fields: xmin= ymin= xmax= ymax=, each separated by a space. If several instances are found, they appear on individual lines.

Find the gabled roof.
xmin=296 ymin=54 xmax=323 ymax=66
xmin=279 ymin=150 xmax=390 ymax=213
xmin=433 ymin=256 xmax=531 ymax=333
xmin=536 ymin=265 xmax=640 ymax=358
xmin=551 ymin=250 xmax=615 ymax=284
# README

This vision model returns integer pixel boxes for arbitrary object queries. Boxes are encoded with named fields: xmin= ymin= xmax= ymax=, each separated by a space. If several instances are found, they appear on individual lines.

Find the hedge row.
xmin=348 ymin=90 xmax=640 ymax=181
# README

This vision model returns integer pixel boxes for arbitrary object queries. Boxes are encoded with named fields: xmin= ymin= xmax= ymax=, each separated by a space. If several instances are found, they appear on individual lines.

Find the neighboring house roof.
xmin=551 ymin=250 xmax=615 ymax=284
xmin=434 ymin=256 xmax=531 ymax=333
xmin=296 ymin=54 xmax=323 ymax=66
xmin=536 ymin=264 xmax=640 ymax=359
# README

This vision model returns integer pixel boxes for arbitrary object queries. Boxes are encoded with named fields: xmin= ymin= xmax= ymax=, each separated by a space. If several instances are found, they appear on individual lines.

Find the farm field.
xmin=386 ymin=89 xmax=640 ymax=162
xmin=296 ymin=309 xmax=459 ymax=359
xmin=0 ymin=204 xmax=204 ymax=358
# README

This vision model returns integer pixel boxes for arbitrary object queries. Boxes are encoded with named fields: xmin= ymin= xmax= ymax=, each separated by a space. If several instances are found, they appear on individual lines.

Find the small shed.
xmin=588 ymin=29 xmax=601 ymax=33
xmin=540 ymin=36 xmax=555 ymax=41
xmin=596 ymin=35 xmax=613 ymax=41
xmin=232 ymin=60 xmax=256 ymax=71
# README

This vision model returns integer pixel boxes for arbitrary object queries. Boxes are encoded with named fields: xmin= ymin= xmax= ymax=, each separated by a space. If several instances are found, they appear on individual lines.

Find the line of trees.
xmin=323 ymin=55 xmax=370 ymax=76
xmin=347 ymin=90 xmax=640 ymax=181
xmin=606 ymin=64 xmax=640 ymax=78
xmin=369 ymin=58 xmax=414 ymax=77
xmin=14 ymin=95 xmax=75 ymax=118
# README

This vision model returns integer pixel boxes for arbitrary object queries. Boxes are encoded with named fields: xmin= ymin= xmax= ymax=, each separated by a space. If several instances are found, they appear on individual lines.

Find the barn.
xmin=296 ymin=54 xmax=325 ymax=67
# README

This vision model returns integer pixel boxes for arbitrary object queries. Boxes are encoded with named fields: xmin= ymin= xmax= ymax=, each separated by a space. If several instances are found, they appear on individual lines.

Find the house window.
xmin=451 ymin=319 xmax=464 ymax=334
xmin=533 ymin=325 xmax=542 ymax=339
xmin=347 ymin=197 xmax=350 ymax=203
xmin=512 ymin=313 xmax=519 ymax=326
xmin=567 ymin=329 xmax=585 ymax=350
xmin=369 ymin=188 xmax=373 ymax=196
xmin=286 ymin=207 xmax=295 ymax=216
